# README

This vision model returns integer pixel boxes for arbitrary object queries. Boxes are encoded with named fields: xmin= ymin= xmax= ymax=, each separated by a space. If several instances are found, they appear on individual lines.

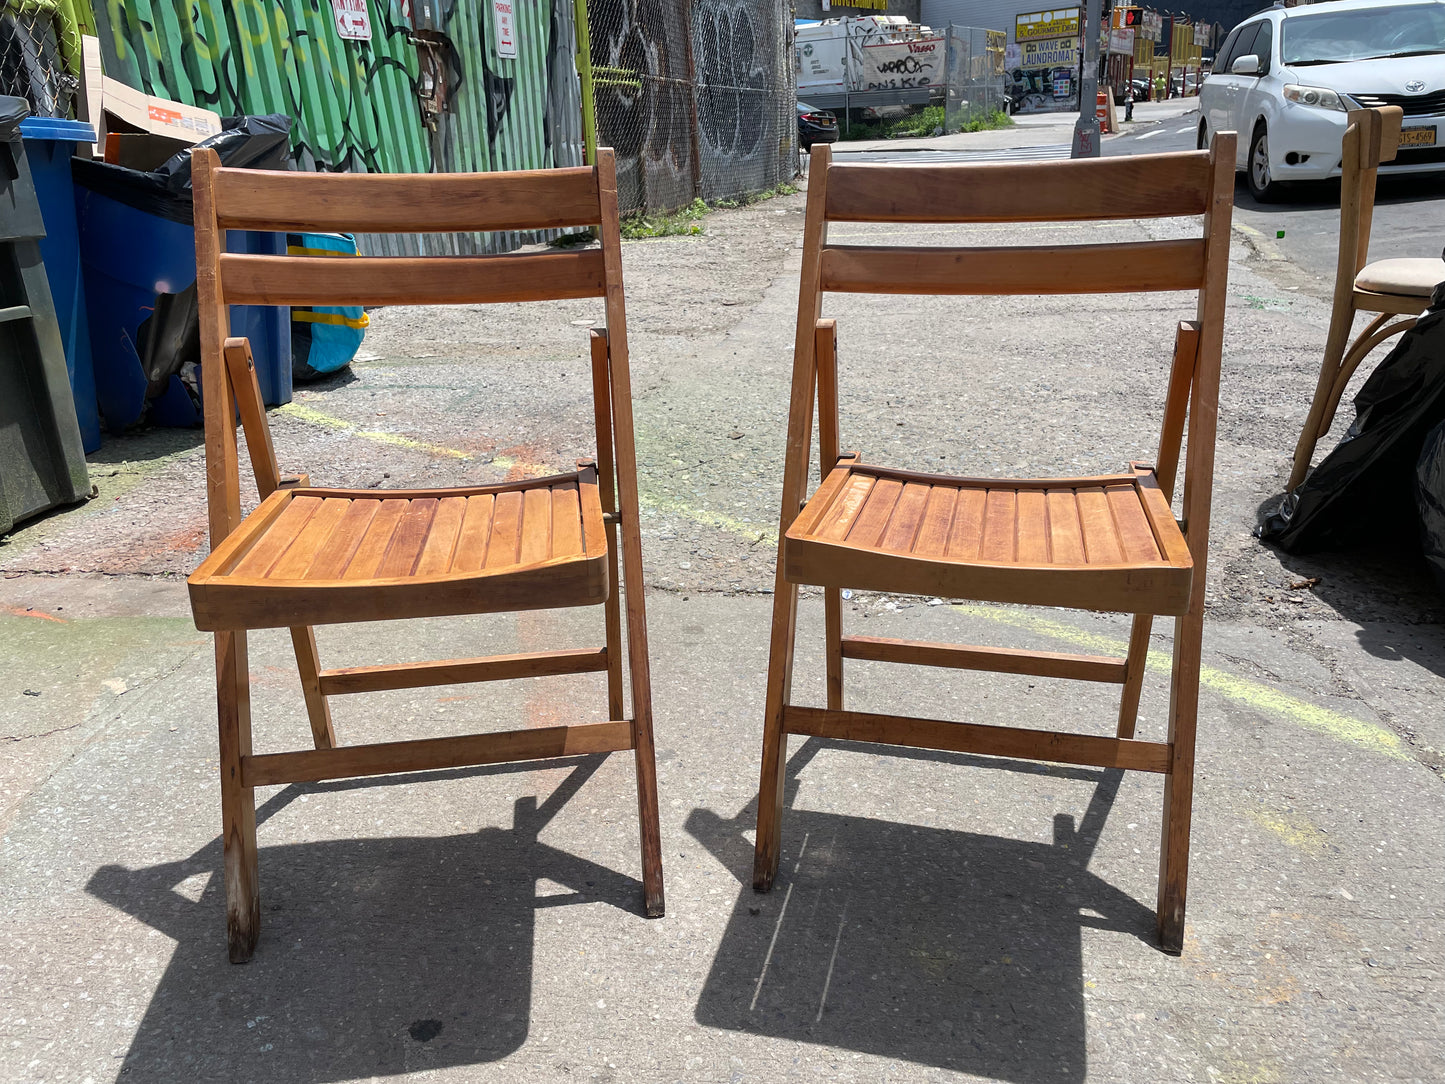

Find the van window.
xmin=1249 ymin=20 xmax=1273 ymax=74
xmin=1225 ymin=22 xmax=1261 ymax=72
xmin=1213 ymin=25 xmax=1244 ymax=76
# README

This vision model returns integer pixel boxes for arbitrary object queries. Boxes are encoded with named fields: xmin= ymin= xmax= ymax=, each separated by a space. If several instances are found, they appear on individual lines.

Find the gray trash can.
xmin=0 ymin=95 xmax=90 ymax=535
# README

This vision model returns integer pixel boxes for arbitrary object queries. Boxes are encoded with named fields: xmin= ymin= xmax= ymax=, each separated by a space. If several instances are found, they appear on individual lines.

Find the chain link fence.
xmin=0 ymin=1 xmax=78 ymax=119
xmin=587 ymin=0 xmax=796 ymax=215
xmin=941 ymin=25 xmax=1007 ymax=134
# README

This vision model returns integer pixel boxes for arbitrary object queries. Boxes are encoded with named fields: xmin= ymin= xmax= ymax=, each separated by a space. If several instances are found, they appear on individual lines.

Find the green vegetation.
xmin=612 ymin=182 xmax=801 ymax=241
xmin=712 ymin=181 xmax=799 ymax=210
xmin=839 ymin=105 xmax=1013 ymax=141
xmin=619 ymin=198 xmax=708 ymax=239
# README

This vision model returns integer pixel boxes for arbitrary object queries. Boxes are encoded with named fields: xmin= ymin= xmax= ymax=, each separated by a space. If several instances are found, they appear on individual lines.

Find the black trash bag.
xmin=71 ymin=112 xmax=291 ymax=224
xmin=1258 ymin=280 xmax=1445 ymax=553
xmin=1417 ymin=418 xmax=1445 ymax=595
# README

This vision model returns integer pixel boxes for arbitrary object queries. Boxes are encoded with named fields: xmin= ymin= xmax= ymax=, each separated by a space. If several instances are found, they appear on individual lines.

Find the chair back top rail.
xmin=210 ymin=164 xmax=603 ymax=233
xmin=1352 ymin=105 xmax=1403 ymax=170
xmin=819 ymin=238 xmax=1205 ymax=296
xmin=219 ymin=250 xmax=607 ymax=307
xmin=1342 ymin=106 xmax=1404 ymax=280
xmin=824 ymin=151 xmax=1213 ymax=224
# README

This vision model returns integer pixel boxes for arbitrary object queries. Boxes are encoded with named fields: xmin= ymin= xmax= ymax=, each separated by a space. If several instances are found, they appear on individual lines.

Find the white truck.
xmin=795 ymin=16 xmax=945 ymax=111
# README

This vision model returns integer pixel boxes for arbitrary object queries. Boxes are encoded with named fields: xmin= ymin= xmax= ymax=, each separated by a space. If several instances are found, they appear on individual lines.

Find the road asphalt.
xmin=1 ymin=98 xmax=1442 ymax=1083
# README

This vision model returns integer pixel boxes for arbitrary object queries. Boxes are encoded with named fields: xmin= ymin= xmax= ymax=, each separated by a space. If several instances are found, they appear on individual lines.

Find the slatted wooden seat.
xmin=1289 ymin=107 xmax=1437 ymax=490
xmin=188 ymin=149 xmax=663 ymax=962
xmin=786 ymin=460 xmax=1193 ymax=614
xmin=753 ymin=139 xmax=1236 ymax=955
xmin=190 ymin=474 xmax=609 ymax=631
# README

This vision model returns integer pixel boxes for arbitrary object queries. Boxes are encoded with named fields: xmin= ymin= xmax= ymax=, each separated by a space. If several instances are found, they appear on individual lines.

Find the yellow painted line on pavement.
xmin=1232 ymin=220 xmax=1286 ymax=262
xmin=278 ymin=403 xmax=774 ymax=540
xmin=279 ymin=403 xmax=472 ymax=460
xmin=951 ymin=603 xmax=1408 ymax=761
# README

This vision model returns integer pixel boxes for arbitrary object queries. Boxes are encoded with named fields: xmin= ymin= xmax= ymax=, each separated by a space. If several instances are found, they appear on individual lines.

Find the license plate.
xmin=1402 ymin=126 xmax=1437 ymax=147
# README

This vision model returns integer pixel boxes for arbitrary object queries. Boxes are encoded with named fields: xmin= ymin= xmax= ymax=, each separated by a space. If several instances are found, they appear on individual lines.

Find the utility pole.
xmin=1071 ymin=0 xmax=1103 ymax=157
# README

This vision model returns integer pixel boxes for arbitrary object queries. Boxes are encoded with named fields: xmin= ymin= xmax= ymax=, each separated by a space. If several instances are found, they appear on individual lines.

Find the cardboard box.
xmin=76 ymin=35 xmax=223 ymax=158
xmin=100 ymin=76 xmax=221 ymax=143
xmin=103 ymin=132 xmax=192 ymax=171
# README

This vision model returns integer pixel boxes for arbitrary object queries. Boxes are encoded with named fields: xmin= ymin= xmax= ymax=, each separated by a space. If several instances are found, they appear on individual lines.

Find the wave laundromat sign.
xmin=1020 ymin=37 xmax=1080 ymax=68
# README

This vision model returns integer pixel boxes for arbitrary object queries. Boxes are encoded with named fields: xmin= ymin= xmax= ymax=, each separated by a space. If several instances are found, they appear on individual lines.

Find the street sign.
xmin=330 ymin=0 xmax=371 ymax=41
xmin=494 ymin=0 xmax=518 ymax=58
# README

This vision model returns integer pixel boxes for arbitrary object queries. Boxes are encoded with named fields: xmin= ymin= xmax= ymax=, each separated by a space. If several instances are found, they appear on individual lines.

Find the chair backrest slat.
xmin=819 ymin=239 xmax=1205 ymax=296
xmin=219 ymin=250 xmax=608 ymax=307
xmin=212 ymin=165 xmax=603 ymax=233
xmin=824 ymin=152 xmax=1212 ymax=223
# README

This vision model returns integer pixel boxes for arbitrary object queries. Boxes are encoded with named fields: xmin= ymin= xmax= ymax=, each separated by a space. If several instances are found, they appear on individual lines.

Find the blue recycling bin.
xmin=20 ymin=116 xmax=101 ymax=452
xmin=72 ymin=160 xmax=290 ymax=433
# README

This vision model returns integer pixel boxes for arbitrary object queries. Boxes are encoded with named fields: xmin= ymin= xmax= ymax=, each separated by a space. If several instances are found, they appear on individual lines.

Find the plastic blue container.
xmin=20 ymin=116 xmax=101 ymax=452
xmin=72 ymin=181 xmax=290 ymax=433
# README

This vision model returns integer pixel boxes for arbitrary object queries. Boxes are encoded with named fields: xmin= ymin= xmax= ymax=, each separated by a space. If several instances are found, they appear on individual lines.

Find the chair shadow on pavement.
xmin=85 ymin=756 xmax=636 ymax=1084
xmin=686 ymin=739 xmax=1153 ymax=1084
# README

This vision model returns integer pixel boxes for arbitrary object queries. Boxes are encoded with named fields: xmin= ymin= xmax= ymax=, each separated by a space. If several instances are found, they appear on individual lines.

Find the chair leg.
xmin=1288 ymin=302 xmax=1357 ymax=491
xmin=1156 ymin=606 xmax=1203 ymax=954
xmin=603 ymin=525 xmax=625 ymax=721
xmin=618 ymin=543 xmax=664 ymax=917
xmin=289 ymin=626 xmax=335 ymax=750
xmin=1116 ymin=613 xmax=1153 ymax=739
xmin=825 ymin=586 xmax=843 ymax=711
xmin=754 ymin=580 xmax=801 ymax=892
xmin=216 ymin=629 xmax=260 ymax=963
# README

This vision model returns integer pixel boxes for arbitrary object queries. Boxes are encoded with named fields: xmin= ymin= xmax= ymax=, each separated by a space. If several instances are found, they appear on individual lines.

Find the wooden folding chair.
xmin=187 ymin=149 xmax=663 ymax=962
xmin=1288 ymin=106 xmax=1444 ymax=490
xmin=753 ymin=138 xmax=1236 ymax=954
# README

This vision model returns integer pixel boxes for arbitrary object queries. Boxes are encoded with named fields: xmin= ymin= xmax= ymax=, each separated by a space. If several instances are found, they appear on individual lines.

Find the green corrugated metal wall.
xmin=91 ymin=0 xmax=431 ymax=173
xmin=89 ymin=0 xmax=582 ymax=179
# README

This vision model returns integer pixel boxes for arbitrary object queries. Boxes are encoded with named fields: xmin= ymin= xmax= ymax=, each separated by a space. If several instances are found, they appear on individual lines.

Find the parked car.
xmin=797 ymin=101 xmax=839 ymax=151
xmin=1197 ymin=0 xmax=1445 ymax=201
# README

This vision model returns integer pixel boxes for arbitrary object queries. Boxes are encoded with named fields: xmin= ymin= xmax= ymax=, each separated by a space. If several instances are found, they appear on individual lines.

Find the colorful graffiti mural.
xmin=91 ymin=0 xmax=584 ymax=172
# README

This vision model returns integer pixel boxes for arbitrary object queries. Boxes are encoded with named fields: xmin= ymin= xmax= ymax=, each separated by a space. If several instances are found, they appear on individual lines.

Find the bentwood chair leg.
xmin=754 ymin=581 xmax=801 ymax=891
xmin=1156 ymin=606 xmax=1204 ymax=954
xmin=825 ymin=586 xmax=844 ymax=711
xmin=1116 ymin=613 xmax=1154 ymax=739
xmin=216 ymin=629 xmax=260 ymax=963
xmin=1289 ymin=303 xmax=1356 ymax=491
xmin=289 ymin=626 xmax=335 ymax=750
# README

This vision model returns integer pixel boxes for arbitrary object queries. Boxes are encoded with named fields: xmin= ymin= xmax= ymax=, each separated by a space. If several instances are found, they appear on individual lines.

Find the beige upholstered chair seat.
xmin=1355 ymin=257 xmax=1445 ymax=297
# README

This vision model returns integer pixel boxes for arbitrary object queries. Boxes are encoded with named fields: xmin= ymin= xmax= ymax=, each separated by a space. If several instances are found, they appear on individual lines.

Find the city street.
xmin=2 ymin=99 xmax=1443 ymax=1083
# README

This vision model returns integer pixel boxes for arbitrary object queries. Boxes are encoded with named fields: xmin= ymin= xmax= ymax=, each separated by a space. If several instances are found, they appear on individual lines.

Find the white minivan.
xmin=1197 ymin=0 xmax=1445 ymax=200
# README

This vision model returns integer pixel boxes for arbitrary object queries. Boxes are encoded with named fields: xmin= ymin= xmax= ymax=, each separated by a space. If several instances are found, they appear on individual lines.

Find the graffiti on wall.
xmin=589 ymin=0 xmax=790 ymax=214
xmin=96 ymin=0 xmax=426 ymax=174
xmin=856 ymin=35 xmax=943 ymax=91
xmin=588 ymin=0 xmax=695 ymax=213
xmin=94 ymin=0 xmax=582 ymax=184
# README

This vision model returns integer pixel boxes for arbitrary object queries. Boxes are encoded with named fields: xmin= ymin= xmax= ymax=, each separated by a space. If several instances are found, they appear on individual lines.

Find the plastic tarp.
xmin=1417 ymin=417 xmax=1445 ymax=594
xmin=1258 ymin=282 xmax=1445 ymax=553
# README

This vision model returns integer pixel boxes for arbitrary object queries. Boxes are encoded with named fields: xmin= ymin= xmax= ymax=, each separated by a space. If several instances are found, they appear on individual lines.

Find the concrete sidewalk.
xmin=1 ymin=166 xmax=1442 ymax=1083
xmin=2 ymin=583 xmax=1439 ymax=1083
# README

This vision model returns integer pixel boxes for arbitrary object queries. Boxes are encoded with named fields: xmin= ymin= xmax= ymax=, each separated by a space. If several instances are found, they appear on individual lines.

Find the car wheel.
xmin=1247 ymin=122 xmax=1282 ymax=202
xmin=1197 ymin=119 xmax=1208 ymax=150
